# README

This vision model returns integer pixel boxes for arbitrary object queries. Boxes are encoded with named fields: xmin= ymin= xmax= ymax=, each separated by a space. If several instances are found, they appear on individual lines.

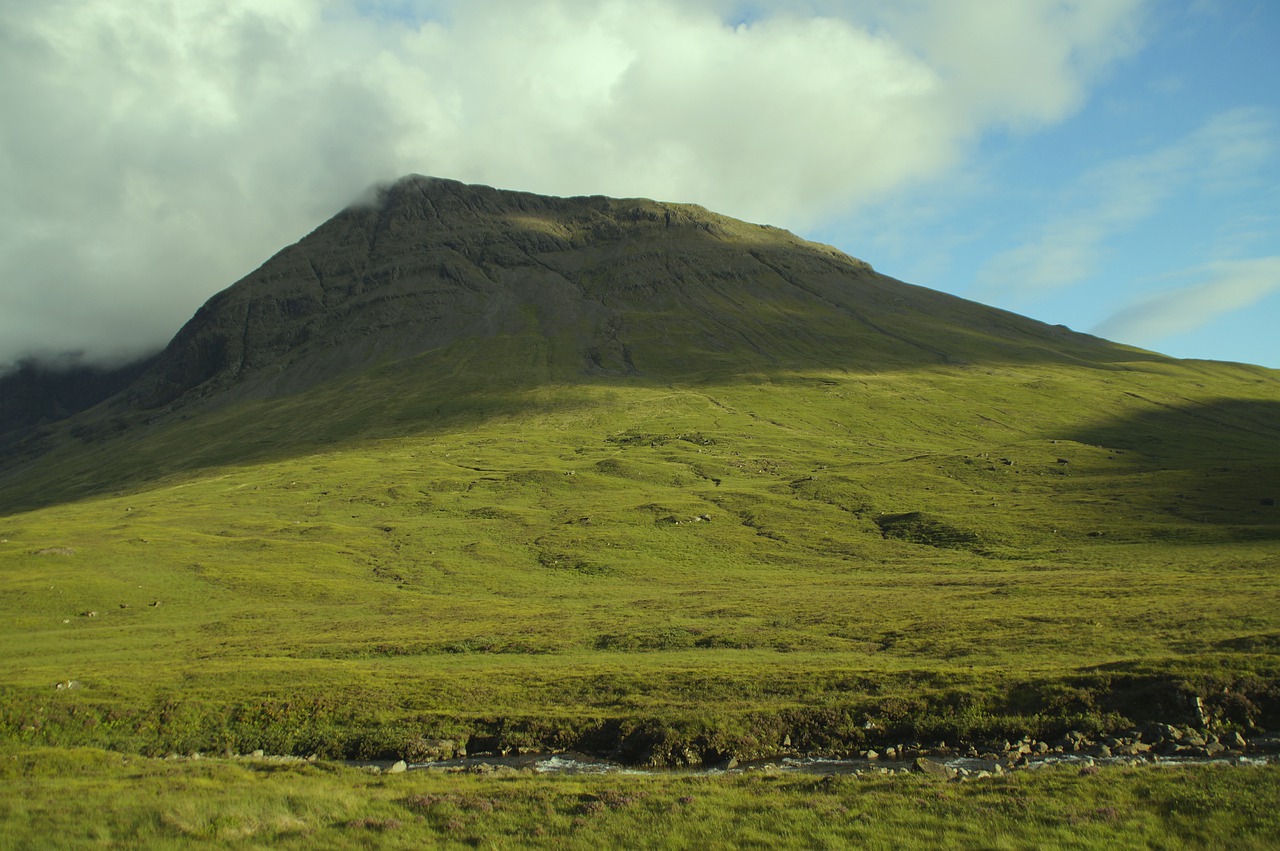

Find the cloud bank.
xmin=0 ymin=0 xmax=1144 ymax=367
xmin=1095 ymin=256 xmax=1280 ymax=347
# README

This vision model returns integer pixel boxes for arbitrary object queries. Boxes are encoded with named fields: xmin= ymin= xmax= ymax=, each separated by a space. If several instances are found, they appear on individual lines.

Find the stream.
xmin=358 ymin=748 xmax=1277 ymax=778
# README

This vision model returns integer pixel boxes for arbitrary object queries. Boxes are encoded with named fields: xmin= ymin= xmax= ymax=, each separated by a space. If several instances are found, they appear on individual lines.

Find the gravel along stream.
xmin=345 ymin=729 xmax=1280 ymax=779
xmin=353 ymin=744 xmax=1278 ymax=780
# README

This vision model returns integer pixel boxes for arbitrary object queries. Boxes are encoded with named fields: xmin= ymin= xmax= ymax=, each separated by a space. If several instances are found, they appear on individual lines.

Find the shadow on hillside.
xmin=1 ymin=342 xmax=1274 ymax=518
xmin=1071 ymin=397 xmax=1280 ymax=459
xmin=0 ymin=380 xmax=574 ymax=516
xmin=1067 ymin=398 xmax=1280 ymax=536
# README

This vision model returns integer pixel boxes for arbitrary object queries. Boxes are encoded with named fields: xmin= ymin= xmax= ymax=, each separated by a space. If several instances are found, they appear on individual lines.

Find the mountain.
xmin=11 ymin=176 xmax=1121 ymax=418
xmin=1 ymin=176 xmax=1278 ymax=764
xmin=0 ymin=175 xmax=1137 ymax=490
xmin=0 ymin=354 xmax=156 ymax=449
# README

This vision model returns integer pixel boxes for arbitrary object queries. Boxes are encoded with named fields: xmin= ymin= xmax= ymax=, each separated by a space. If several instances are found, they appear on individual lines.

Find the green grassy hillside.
xmin=3 ymin=337 xmax=1277 ymax=761
xmin=2 ymin=178 xmax=1278 ymax=762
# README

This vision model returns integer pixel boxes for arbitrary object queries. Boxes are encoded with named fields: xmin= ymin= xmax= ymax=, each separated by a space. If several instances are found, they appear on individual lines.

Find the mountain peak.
xmin=345 ymin=174 xmax=733 ymax=233
xmin=352 ymin=174 xmax=545 ymax=217
xmin=8 ymin=178 xmax=1122 ymax=450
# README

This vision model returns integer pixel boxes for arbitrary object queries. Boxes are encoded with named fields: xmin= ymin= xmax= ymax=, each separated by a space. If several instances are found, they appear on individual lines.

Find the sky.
xmin=1 ymin=0 xmax=1277 ymax=372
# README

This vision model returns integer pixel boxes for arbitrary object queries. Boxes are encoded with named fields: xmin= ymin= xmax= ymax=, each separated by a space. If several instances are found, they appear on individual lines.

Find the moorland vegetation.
xmin=2 ymin=177 xmax=1277 ymax=844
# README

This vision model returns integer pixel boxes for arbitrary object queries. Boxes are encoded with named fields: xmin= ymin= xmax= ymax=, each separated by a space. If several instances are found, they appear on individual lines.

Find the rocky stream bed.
xmin=336 ymin=724 xmax=1280 ymax=780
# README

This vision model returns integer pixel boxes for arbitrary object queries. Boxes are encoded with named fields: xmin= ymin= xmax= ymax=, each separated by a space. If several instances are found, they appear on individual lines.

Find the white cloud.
xmin=841 ymin=0 xmax=1146 ymax=129
xmin=976 ymin=107 xmax=1277 ymax=300
xmin=1094 ymin=256 xmax=1280 ymax=345
xmin=0 ymin=0 xmax=1145 ymax=367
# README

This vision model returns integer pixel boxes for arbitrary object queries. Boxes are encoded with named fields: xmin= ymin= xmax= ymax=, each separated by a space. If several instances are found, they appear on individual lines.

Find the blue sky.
xmin=813 ymin=0 xmax=1279 ymax=367
xmin=1 ymin=0 xmax=1277 ymax=369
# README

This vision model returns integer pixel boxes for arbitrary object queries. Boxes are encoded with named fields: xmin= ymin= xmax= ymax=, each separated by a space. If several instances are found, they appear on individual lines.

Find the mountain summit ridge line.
xmin=106 ymin=176 xmax=1120 ymax=408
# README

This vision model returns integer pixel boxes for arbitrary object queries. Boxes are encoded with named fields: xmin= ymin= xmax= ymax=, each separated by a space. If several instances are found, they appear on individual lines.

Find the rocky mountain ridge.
xmin=6 ymin=175 xmax=1124 ymax=432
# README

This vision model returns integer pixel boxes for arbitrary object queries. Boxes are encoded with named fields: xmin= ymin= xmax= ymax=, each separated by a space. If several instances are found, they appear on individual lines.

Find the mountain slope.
xmin=111 ymin=175 xmax=1128 ymax=408
xmin=1 ymin=177 xmax=1278 ymax=763
xmin=1 ymin=175 xmax=1147 ymax=504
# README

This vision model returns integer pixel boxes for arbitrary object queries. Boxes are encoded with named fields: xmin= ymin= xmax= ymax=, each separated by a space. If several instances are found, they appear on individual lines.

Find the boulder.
xmin=911 ymin=757 xmax=957 ymax=781
xmin=1220 ymin=731 xmax=1247 ymax=749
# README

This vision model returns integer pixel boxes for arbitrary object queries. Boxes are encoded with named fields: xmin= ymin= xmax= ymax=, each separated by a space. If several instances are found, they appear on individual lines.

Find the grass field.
xmin=3 ymin=746 xmax=1279 ymax=849
xmin=2 ymin=181 xmax=1279 ymax=842
xmin=3 ymin=344 xmax=1278 ymax=761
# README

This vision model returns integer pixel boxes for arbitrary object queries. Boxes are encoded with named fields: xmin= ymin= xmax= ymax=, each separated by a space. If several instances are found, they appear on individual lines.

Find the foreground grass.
xmin=1 ymin=746 xmax=1277 ymax=849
